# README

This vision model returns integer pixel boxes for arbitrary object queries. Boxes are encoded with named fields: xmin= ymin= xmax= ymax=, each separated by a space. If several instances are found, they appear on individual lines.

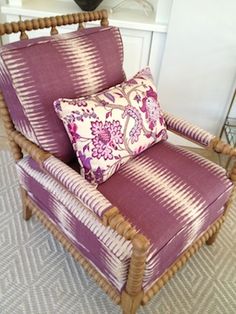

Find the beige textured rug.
xmin=0 ymin=149 xmax=236 ymax=314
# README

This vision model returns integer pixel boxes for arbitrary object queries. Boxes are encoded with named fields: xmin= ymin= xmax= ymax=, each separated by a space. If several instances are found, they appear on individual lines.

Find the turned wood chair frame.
xmin=0 ymin=10 xmax=236 ymax=314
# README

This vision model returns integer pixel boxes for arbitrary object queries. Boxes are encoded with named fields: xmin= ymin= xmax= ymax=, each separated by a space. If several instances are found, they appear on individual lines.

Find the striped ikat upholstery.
xmin=15 ymin=141 xmax=232 ymax=291
xmin=98 ymin=141 xmax=233 ymax=289
xmin=0 ymin=27 xmax=125 ymax=162
xmin=43 ymin=155 xmax=113 ymax=218
xmin=16 ymin=157 xmax=132 ymax=292
xmin=164 ymin=112 xmax=215 ymax=146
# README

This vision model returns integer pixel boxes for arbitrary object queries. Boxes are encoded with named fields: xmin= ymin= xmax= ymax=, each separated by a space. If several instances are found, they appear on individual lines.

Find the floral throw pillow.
xmin=54 ymin=67 xmax=167 ymax=185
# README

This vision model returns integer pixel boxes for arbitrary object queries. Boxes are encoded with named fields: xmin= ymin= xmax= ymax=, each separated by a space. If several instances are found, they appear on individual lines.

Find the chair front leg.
xmin=21 ymin=187 xmax=32 ymax=220
xmin=121 ymin=234 xmax=150 ymax=314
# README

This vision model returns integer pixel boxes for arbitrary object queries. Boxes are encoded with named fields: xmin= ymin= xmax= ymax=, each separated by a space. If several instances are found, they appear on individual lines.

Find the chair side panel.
xmin=16 ymin=155 xmax=132 ymax=291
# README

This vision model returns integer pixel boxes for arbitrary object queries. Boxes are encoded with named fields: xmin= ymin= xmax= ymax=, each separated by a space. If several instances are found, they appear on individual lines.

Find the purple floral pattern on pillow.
xmin=91 ymin=120 xmax=123 ymax=160
xmin=122 ymin=105 xmax=143 ymax=144
xmin=140 ymin=86 xmax=160 ymax=130
xmin=54 ymin=67 xmax=168 ymax=185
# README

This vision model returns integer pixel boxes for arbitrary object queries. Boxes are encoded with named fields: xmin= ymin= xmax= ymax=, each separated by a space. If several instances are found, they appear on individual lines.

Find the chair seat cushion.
xmin=98 ymin=142 xmax=232 ymax=249
xmin=98 ymin=141 xmax=233 ymax=288
xmin=16 ymin=142 xmax=232 ymax=292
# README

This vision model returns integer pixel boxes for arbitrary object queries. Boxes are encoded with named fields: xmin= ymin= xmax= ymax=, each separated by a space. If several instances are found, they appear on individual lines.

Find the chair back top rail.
xmin=0 ymin=10 xmax=109 ymax=40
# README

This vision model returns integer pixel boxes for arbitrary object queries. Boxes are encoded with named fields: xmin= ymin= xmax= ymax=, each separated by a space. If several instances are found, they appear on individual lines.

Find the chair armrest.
xmin=164 ymin=111 xmax=236 ymax=157
xmin=42 ymin=155 xmax=113 ymax=219
xmin=163 ymin=111 xmax=215 ymax=147
xmin=10 ymin=129 xmax=51 ymax=163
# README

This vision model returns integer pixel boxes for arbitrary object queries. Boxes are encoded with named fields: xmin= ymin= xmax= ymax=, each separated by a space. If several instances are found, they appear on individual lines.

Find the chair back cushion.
xmin=0 ymin=27 xmax=125 ymax=162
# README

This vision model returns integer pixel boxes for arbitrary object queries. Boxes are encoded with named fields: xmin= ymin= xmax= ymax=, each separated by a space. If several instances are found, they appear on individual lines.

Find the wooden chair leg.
xmin=121 ymin=234 xmax=149 ymax=314
xmin=121 ymin=290 xmax=143 ymax=314
xmin=206 ymin=229 xmax=219 ymax=245
xmin=21 ymin=187 xmax=32 ymax=220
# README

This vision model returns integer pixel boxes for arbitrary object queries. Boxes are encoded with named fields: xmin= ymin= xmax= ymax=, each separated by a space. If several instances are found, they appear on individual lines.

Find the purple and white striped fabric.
xmin=0 ymin=27 xmax=125 ymax=162
xmin=16 ymin=156 xmax=132 ymax=292
xmin=43 ymin=155 xmax=113 ymax=218
xmin=15 ymin=141 xmax=232 ymax=292
xmin=164 ymin=112 xmax=215 ymax=147
xmin=98 ymin=141 xmax=233 ymax=289
xmin=143 ymin=205 xmax=225 ymax=291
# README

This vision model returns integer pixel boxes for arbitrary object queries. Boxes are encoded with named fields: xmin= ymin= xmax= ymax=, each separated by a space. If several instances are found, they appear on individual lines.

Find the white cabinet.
xmin=120 ymin=28 xmax=152 ymax=79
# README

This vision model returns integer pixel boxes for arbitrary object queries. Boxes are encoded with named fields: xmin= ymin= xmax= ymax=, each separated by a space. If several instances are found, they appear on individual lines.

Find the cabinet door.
xmin=120 ymin=28 xmax=152 ymax=79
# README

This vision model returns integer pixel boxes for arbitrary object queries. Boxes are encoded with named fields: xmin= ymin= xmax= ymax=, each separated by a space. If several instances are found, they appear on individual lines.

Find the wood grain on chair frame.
xmin=0 ymin=10 xmax=109 ymax=40
xmin=0 ymin=10 xmax=235 ymax=314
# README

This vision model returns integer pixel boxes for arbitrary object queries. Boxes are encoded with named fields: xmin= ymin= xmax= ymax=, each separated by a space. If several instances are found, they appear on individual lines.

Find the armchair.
xmin=0 ymin=10 xmax=235 ymax=314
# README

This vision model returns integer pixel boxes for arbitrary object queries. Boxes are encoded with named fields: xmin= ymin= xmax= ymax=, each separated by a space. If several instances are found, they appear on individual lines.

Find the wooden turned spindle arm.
xmin=163 ymin=112 xmax=236 ymax=158
xmin=210 ymin=137 xmax=236 ymax=185
xmin=210 ymin=137 xmax=236 ymax=156
xmin=230 ymin=162 xmax=236 ymax=183
xmin=102 ymin=207 xmax=137 ymax=240
xmin=10 ymin=130 xmax=51 ymax=164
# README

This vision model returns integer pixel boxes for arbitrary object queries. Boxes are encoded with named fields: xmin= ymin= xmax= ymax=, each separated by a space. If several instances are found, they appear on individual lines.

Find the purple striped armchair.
xmin=0 ymin=10 xmax=235 ymax=314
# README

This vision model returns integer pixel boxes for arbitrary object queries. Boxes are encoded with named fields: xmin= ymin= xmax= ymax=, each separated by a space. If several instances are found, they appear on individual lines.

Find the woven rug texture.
xmin=0 ymin=149 xmax=236 ymax=314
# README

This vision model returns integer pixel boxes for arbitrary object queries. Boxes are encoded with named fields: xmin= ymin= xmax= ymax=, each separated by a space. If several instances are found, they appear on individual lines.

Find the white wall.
xmin=0 ymin=0 xmax=7 ymax=23
xmin=158 ymin=0 xmax=236 ymax=146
